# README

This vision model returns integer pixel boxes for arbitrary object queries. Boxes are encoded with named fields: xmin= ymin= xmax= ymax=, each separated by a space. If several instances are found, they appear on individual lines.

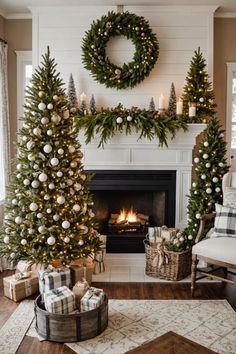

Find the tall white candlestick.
xmin=176 ymin=99 xmax=183 ymax=115
xmin=158 ymin=94 xmax=165 ymax=110
xmin=80 ymin=92 xmax=87 ymax=102
xmin=189 ymin=105 xmax=196 ymax=117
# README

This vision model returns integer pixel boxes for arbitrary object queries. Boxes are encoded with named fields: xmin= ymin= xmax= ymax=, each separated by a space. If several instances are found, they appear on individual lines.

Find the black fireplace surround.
xmin=86 ymin=170 xmax=176 ymax=253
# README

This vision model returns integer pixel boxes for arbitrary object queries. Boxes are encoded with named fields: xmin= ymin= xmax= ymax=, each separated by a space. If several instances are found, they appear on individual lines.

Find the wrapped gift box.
xmin=81 ymin=287 xmax=104 ymax=312
xmin=94 ymin=235 xmax=107 ymax=274
xmin=161 ymin=227 xmax=179 ymax=241
xmin=70 ymin=263 xmax=94 ymax=286
xmin=4 ymin=274 xmax=39 ymax=302
xmin=38 ymin=267 xmax=71 ymax=294
xmin=44 ymin=286 xmax=75 ymax=314
xmin=72 ymin=279 xmax=89 ymax=309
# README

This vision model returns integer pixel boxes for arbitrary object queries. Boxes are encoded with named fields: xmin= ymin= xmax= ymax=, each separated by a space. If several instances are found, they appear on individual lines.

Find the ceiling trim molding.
xmin=215 ymin=11 xmax=236 ymax=18
xmin=6 ymin=13 xmax=32 ymax=19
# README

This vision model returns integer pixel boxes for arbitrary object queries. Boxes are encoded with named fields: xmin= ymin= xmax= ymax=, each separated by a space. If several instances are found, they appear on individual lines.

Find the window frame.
xmin=226 ymin=63 xmax=236 ymax=164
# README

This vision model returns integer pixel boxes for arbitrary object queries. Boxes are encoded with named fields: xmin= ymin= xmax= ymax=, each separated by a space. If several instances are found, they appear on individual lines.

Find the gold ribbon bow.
xmin=151 ymin=240 xmax=169 ymax=269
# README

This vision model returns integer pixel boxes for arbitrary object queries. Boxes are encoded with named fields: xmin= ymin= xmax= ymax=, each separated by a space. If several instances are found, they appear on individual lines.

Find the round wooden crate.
xmin=34 ymin=294 xmax=108 ymax=342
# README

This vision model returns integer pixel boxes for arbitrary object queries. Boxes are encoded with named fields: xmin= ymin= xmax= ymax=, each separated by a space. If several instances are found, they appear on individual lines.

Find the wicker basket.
xmin=34 ymin=294 xmax=108 ymax=342
xmin=144 ymin=239 xmax=192 ymax=281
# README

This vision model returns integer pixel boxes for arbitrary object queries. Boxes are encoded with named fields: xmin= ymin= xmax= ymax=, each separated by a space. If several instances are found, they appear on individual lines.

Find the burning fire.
xmin=117 ymin=207 xmax=138 ymax=223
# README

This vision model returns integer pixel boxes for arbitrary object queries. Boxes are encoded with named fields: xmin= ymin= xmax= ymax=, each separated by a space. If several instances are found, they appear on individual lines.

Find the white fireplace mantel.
xmin=79 ymin=124 xmax=206 ymax=229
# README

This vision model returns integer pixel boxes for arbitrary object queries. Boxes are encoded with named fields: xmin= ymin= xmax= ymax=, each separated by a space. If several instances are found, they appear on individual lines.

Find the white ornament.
xmin=49 ymin=183 xmax=55 ymax=190
xmin=62 ymin=220 xmax=70 ymax=229
xmin=63 ymin=110 xmax=70 ymax=119
xmin=46 ymin=208 xmax=52 ymax=214
xmin=3 ymin=236 xmax=9 ymax=244
xmin=47 ymin=103 xmax=53 ymax=110
xmin=57 ymin=196 xmax=65 ymax=204
xmin=179 ymin=236 xmax=184 ymax=242
xmin=15 ymin=216 xmax=22 ymax=224
xmin=22 ymin=136 xmax=27 ymax=141
xmin=31 ymin=180 xmax=39 ymax=188
xmin=43 ymin=144 xmax=52 ymax=153
xmin=64 ymin=236 xmax=70 ymax=243
xmin=33 ymin=127 xmax=41 ymax=136
xmin=188 ymin=235 xmax=193 ymax=240
xmin=39 ymin=173 xmax=47 ymax=182
xmin=41 ymin=117 xmax=49 ymax=124
xmin=81 ymin=174 xmax=86 ymax=181
xmin=215 ymin=187 xmax=221 ymax=192
xmin=27 ymin=154 xmax=35 ymax=161
xmin=53 ymin=214 xmax=60 ymax=221
xmin=58 ymin=148 xmax=64 ymax=155
xmin=199 ymin=97 xmax=204 ymax=102
xmin=203 ymin=141 xmax=209 ymax=147
xmin=201 ymin=174 xmax=206 ymax=180
xmin=16 ymin=164 xmax=21 ymax=170
xmin=21 ymin=239 xmax=27 ymax=246
xmin=23 ymin=179 xmax=30 ymax=186
xmin=70 ymin=160 xmax=77 ymax=168
xmin=116 ymin=117 xmax=123 ymax=124
xmin=28 ymin=228 xmax=34 ymax=234
xmin=205 ymin=163 xmax=211 ymax=168
xmin=218 ymin=162 xmax=224 ymax=167
xmin=10 ymin=253 xmax=15 ymax=259
xmin=67 ymin=179 xmax=73 ymax=186
xmin=57 ymin=171 xmax=63 ymax=177
xmin=220 ymin=133 xmax=224 ymax=138
xmin=27 ymin=141 xmax=35 ymax=150
xmin=44 ymin=194 xmax=50 ymax=200
xmin=192 ymin=182 xmax=197 ymax=188
xmin=194 ymin=157 xmax=199 ymax=163
xmin=53 ymin=95 xmax=58 ymax=101
xmin=47 ymin=236 xmax=56 ymax=245
xmin=212 ymin=177 xmax=218 ymax=183
xmin=38 ymin=91 xmax=44 ymax=98
xmin=206 ymin=188 xmax=212 ymax=194
xmin=38 ymin=225 xmax=46 ymax=233
xmin=37 ymin=213 xmax=43 ymax=219
xmin=16 ymin=173 xmax=21 ymax=179
xmin=51 ymin=157 xmax=59 ymax=166
xmin=47 ymin=129 xmax=53 ymax=136
xmin=203 ymin=153 xmax=208 ymax=159
xmin=12 ymin=199 xmax=18 ymax=205
xmin=196 ymin=213 xmax=201 ymax=219
xmin=73 ymin=204 xmax=81 ymax=212
xmin=127 ymin=115 xmax=132 ymax=122
xmin=38 ymin=102 xmax=46 ymax=110
xmin=29 ymin=202 xmax=38 ymax=211
xmin=74 ymin=183 xmax=82 ymax=191
xmin=68 ymin=146 xmax=75 ymax=153
xmin=33 ymin=164 xmax=39 ymax=170
xmin=78 ymin=239 xmax=84 ymax=246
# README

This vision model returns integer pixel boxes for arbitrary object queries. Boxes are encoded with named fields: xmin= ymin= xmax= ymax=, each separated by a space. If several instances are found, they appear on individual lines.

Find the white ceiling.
xmin=1 ymin=0 xmax=236 ymax=18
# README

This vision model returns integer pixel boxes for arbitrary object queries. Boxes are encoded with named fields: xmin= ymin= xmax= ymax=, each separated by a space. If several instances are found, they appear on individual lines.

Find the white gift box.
xmin=44 ymin=286 xmax=75 ymax=314
xmin=80 ymin=287 xmax=104 ymax=312
xmin=38 ymin=267 xmax=71 ymax=294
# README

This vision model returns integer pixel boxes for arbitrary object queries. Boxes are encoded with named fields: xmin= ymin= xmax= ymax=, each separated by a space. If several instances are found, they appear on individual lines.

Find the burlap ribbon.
xmin=151 ymin=241 xmax=169 ymax=269
xmin=14 ymin=271 xmax=32 ymax=281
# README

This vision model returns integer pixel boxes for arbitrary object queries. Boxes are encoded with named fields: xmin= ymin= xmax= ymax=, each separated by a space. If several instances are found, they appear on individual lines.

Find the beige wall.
xmin=0 ymin=15 xmax=5 ymax=38
xmin=4 ymin=19 xmax=32 ymax=158
xmin=214 ymin=18 xmax=236 ymax=129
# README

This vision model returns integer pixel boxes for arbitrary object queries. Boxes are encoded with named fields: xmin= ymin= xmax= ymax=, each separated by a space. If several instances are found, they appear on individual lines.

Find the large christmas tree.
xmin=0 ymin=48 xmax=101 ymax=266
xmin=182 ymin=47 xmax=216 ymax=119
xmin=180 ymin=117 xmax=229 ymax=249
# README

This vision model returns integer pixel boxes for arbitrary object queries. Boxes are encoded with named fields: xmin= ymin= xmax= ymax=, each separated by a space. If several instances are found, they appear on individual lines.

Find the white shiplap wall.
xmin=31 ymin=5 xmax=217 ymax=109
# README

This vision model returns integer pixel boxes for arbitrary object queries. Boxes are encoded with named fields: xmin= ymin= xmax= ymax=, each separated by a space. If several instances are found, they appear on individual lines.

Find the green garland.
xmin=82 ymin=11 xmax=159 ymax=90
xmin=75 ymin=105 xmax=188 ymax=148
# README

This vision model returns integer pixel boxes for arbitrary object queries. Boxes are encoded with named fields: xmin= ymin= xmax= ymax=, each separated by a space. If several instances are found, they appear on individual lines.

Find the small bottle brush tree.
xmin=182 ymin=47 xmax=216 ymax=119
xmin=149 ymin=97 xmax=156 ymax=112
xmin=89 ymin=94 xmax=97 ymax=115
xmin=67 ymin=73 xmax=79 ymax=112
xmin=175 ymin=117 xmax=229 ymax=251
xmin=167 ymin=82 xmax=176 ymax=117
xmin=0 ymin=48 xmax=101 ymax=266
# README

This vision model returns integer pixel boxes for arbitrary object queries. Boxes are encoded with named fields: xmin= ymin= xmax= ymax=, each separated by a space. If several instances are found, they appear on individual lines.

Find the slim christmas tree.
xmin=182 ymin=47 xmax=216 ymax=118
xmin=79 ymin=100 xmax=87 ymax=115
xmin=0 ymin=48 xmax=101 ymax=266
xmin=149 ymin=97 xmax=155 ymax=112
xmin=67 ymin=73 xmax=79 ymax=112
xmin=181 ymin=117 xmax=229 ymax=248
xmin=89 ymin=94 xmax=97 ymax=115
xmin=167 ymin=82 xmax=176 ymax=117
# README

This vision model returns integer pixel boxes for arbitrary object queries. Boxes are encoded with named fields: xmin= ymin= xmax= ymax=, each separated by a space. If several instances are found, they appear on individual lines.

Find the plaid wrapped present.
xmin=4 ymin=273 xmax=39 ymax=302
xmin=44 ymin=286 xmax=75 ymax=314
xmin=94 ymin=235 xmax=106 ymax=274
xmin=81 ymin=287 xmax=105 ymax=312
xmin=38 ymin=267 xmax=71 ymax=294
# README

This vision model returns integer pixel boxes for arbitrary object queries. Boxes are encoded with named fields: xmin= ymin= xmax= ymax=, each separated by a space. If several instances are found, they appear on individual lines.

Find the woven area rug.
xmin=1 ymin=299 xmax=236 ymax=354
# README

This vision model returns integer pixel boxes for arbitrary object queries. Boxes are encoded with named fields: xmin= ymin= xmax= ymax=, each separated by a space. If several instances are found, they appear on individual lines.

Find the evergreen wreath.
xmin=82 ymin=11 xmax=159 ymax=90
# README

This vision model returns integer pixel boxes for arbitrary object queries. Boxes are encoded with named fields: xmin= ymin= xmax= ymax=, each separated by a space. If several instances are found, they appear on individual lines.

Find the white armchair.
xmin=191 ymin=172 xmax=236 ymax=297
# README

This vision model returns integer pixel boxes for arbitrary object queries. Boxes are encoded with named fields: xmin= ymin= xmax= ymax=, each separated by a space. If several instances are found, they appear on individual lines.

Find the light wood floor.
xmin=1 ymin=270 xmax=235 ymax=354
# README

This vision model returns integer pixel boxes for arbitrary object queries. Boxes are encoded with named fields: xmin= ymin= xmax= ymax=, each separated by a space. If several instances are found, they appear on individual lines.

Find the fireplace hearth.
xmin=87 ymin=170 xmax=176 ymax=253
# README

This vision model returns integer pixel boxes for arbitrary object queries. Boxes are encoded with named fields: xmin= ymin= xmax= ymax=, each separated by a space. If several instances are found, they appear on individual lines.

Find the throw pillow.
xmin=223 ymin=187 xmax=236 ymax=209
xmin=213 ymin=203 xmax=236 ymax=237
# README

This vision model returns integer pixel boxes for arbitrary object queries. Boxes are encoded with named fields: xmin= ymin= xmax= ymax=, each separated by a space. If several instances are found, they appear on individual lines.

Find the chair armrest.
xmin=195 ymin=213 xmax=215 ymax=244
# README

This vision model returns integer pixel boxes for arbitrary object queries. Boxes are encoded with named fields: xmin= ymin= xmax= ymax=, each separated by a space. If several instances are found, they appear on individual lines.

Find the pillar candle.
xmin=176 ymin=99 xmax=183 ymax=115
xmin=189 ymin=105 xmax=196 ymax=117
xmin=158 ymin=94 xmax=165 ymax=110
xmin=80 ymin=92 xmax=87 ymax=102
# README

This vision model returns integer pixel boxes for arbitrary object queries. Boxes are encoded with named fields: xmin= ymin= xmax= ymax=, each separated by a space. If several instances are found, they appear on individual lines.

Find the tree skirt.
xmin=1 ymin=299 xmax=236 ymax=354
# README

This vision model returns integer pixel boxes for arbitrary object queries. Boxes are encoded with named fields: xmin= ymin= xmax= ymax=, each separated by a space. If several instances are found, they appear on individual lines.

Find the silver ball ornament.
xmin=47 ymin=236 xmax=56 ymax=245
xmin=47 ymin=103 xmax=53 ymax=110
xmin=62 ymin=220 xmax=70 ymax=229
xmin=38 ymin=102 xmax=46 ymax=110
xmin=116 ymin=117 xmax=123 ymax=124
xmin=43 ymin=144 xmax=52 ymax=153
